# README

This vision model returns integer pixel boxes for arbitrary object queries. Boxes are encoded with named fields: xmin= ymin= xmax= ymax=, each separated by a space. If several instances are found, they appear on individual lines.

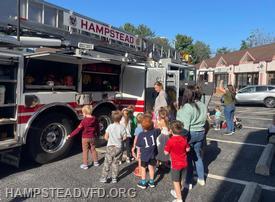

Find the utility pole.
xmin=17 ymin=0 xmax=21 ymax=41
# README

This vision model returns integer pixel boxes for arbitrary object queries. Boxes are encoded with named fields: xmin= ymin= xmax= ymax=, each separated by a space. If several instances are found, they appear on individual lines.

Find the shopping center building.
xmin=196 ymin=43 xmax=275 ymax=90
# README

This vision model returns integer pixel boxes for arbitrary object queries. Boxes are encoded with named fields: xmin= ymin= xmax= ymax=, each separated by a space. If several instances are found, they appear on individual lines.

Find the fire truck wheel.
xmin=95 ymin=108 xmax=112 ymax=141
xmin=28 ymin=113 xmax=73 ymax=164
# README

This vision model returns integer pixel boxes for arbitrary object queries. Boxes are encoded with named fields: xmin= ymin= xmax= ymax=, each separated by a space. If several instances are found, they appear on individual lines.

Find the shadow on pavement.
xmin=0 ymin=140 xmax=83 ymax=180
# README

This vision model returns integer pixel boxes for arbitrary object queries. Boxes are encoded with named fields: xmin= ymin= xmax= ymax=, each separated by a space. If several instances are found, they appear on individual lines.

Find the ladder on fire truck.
xmin=0 ymin=0 xmax=180 ymax=62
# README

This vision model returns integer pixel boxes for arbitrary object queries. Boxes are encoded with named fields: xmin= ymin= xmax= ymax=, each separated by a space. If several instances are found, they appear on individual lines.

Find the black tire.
xmin=94 ymin=107 xmax=112 ymax=146
xmin=264 ymin=97 xmax=275 ymax=108
xmin=27 ymin=113 xmax=73 ymax=164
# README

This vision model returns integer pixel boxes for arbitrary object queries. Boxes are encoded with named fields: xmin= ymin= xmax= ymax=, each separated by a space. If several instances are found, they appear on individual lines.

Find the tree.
xmin=241 ymin=29 xmax=275 ymax=49
xmin=174 ymin=34 xmax=193 ymax=53
xmin=120 ymin=23 xmax=137 ymax=35
xmin=120 ymin=23 xmax=155 ymax=39
xmin=216 ymin=47 xmax=231 ymax=55
xmin=152 ymin=37 xmax=171 ymax=48
xmin=136 ymin=24 xmax=155 ymax=38
xmin=240 ymin=40 xmax=250 ymax=50
xmin=191 ymin=41 xmax=211 ymax=64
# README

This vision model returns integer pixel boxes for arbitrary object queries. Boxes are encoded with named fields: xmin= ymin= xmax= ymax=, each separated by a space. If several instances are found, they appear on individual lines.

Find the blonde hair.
xmin=82 ymin=105 xmax=92 ymax=115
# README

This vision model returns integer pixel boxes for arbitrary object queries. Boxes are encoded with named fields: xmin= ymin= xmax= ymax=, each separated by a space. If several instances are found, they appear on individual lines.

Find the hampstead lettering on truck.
xmin=63 ymin=12 xmax=138 ymax=46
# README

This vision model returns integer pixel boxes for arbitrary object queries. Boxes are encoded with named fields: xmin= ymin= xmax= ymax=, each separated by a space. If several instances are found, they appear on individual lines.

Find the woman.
xmin=154 ymin=81 xmax=167 ymax=120
xmin=176 ymin=87 xmax=207 ymax=188
xmin=223 ymin=84 xmax=236 ymax=135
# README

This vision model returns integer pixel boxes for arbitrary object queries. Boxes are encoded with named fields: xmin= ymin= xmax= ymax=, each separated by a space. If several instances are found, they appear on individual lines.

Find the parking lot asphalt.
xmin=0 ymin=105 xmax=275 ymax=202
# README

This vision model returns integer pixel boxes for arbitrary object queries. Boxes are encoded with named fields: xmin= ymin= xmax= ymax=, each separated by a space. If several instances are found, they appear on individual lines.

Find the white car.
xmin=235 ymin=85 xmax=275 ymax=108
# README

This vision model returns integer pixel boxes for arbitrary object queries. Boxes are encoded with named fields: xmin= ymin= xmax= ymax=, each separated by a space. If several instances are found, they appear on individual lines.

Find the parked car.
xmin=235 ymin=85 xmax=275 ymax=108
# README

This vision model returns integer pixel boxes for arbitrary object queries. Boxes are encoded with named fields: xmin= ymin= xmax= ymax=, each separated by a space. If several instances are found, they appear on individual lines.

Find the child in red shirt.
xmin=164 ymin=121 xmax=190 ymax=202
xmin=67 ymin=105 xmax=99 ymax=170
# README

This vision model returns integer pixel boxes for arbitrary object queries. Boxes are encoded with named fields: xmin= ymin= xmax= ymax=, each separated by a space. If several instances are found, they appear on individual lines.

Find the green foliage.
xmin=216 ymin=47 xmax=231 ymax=55
xmin=120 ymin=23 xmax=155 ymax=38
xmin=191 ymin=41 xmax=211 ymax=64
xmin=175 ymin=34 xmax=193 ymax=52
xmin=240 ymin=40 xmax=250 ymax=50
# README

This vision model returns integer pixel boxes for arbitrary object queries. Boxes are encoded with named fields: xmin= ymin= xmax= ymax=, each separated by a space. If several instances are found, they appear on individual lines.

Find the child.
xmin=156 ymin=107 xmax=170 ymax=169
xmin=131 ymin=113 xmax=144 ymax=177
xmin=267 ymin=115 xmax=275 ymax=142
xmin=120 ymin=108 xmax=132 ymax=163
xmin=128 ymin=105 xmax=138 ymax=160
xmin=67 ymin=105 xmax=99 ymax=170
xmin=100 ymin=110 xmax=127 ymax=183
xmin=214 ymin=105 xmax=222 ymax=130
xmin=164 ymin=121 xmax=190 ymax=202
xmin=136 ymin=115 xmax=161 ymax=189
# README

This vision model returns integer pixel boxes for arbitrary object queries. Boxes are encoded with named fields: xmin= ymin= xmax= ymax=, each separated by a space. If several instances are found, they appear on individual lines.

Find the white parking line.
xmin=207 ymin=173 xmax=275 ymax=191
xmin=242 ymin=126 xmax=267 ymax=130
xmin=237 ymin=116 xmax=272 ymax=121
xmin=207 ymin=138 xmax=266 ymax=147
xmin=236 ymin=111 xmax=275 ymax=115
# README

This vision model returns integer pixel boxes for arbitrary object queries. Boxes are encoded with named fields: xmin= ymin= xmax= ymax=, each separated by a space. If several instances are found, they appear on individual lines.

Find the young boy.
xmin=136 ymin=115 xmax=161 ymax=189
xmin=100 ymin=110 xmax=127 ymax=183
xmin=164 ymin=121 xmax=190 ymax=202
xmin=67 ymin=105 xmax=99 ymax=170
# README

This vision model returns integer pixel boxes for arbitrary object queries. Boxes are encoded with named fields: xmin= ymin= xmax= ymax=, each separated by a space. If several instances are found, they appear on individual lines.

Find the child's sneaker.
xmin=126 ymin=158 xmax=131 ymax=163
xmin=111 ymin=178 xmax=117 ymax=183
xmin=148 ymin=179 xmax=155 ymax=188
xmin=197 ymin=179 xmax=205 ymax=186
xmin=137 ymin=180 xmax=147 ymax=189
xmin=93 ymin=161 xmax=99 ymax=167
xmin=99 ymin=178 xmax=107 ymax=183
xmin=80 ymin=164 xmax=88 ymax=170
xmin=172 ymin=199 xmax=183 ymax=202
xmin=170 ymin=189 xmax=177 ymax=198
xmin=118 ymin=160 xmax=122 ymax=165
xmin=184 ymin=183 xmax=193 ymax=190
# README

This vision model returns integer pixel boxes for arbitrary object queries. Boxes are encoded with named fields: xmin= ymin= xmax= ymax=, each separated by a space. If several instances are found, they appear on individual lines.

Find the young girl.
xmin=156 ymin=107 xmax=170 ymax=169
xmin=136 ymin=115 xmax=161 ymax=189
xmin=120 ymin=108 xmax=132 ymax=163
xmin=214 ymin=105 xmax=222 ymax=130
xmin=67 ymin=105 xmax=99 ymax=170
xmin=131 ymin=113 xmax=144 ymax=177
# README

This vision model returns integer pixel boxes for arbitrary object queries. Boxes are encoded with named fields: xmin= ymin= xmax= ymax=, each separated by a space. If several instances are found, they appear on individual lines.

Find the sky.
xmin=47 ymin=0 xmax=275 ymax=53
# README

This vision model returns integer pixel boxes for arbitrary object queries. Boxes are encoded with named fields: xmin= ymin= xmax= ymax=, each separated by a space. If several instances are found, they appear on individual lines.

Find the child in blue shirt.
xmin=214 ymin=105 xmax=222 ymax=130
xmin=136 ymin=114 xmax=161 ymax=189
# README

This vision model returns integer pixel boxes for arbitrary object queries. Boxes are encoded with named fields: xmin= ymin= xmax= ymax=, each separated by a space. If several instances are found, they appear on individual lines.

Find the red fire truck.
xmin=0 ymin=0 xmax=196 ymax=166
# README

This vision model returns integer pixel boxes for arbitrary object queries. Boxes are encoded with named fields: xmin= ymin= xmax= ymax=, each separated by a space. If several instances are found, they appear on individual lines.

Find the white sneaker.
xmin=170 ymin=189 xmax=177 ymax=198
xmin=172 ymin=199 xmax=183 ymax=202
xmin=184 ymin=183 xmax=193 ymax=190
xmin=197 ymin=179 xmax=205 ymax=186
xmin=126 ymin=158 xmax=131 ymax=163
xmin=93 ymin=161 xmax=99 ymax=167
xmin=80 ymin=164 xmax=88 ymax=170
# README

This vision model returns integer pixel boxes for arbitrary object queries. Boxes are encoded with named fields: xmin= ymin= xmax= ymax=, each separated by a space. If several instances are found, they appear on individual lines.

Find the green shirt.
xmin=130 ymin=116 xmax=137 ymax=137
xmin=224 ymin=90 xmax=235 ymax=106
xmin=176 ymin=101 xmax=207 ymax=132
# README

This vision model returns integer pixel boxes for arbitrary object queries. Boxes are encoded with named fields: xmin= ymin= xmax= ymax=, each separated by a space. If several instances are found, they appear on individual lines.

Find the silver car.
xmin=235 ymin=85 xmax=275 ymax=108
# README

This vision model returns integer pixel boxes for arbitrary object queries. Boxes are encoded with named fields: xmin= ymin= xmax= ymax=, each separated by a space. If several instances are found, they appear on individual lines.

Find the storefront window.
xmin=28 ymin=2 xmax=43 ymax=23
xmin=215 ymin=74 xmax=228 ymax=88
xmin=235 ymin=73 xmax=259 ymax=89
xmin=44 ymin=6 xmax=57 ymax=27
xmin=82 ymin=64 xmax=120 ymax=92
xmin=268 ymin=72 xmax=275 ymax=85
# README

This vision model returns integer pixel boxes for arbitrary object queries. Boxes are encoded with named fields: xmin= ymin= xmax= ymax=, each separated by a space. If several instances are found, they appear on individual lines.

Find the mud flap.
xmin=0 ymin=147 xmax=21 ymax=167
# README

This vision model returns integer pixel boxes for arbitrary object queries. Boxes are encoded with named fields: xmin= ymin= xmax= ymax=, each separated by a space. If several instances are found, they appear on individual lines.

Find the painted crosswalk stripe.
xmin=237 ymin=116 xmax=272 ymax=121
xmin=207 ymin=138 xmax=266 ymax=147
